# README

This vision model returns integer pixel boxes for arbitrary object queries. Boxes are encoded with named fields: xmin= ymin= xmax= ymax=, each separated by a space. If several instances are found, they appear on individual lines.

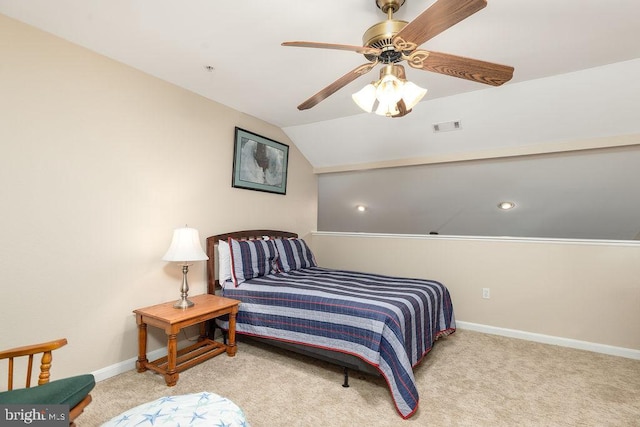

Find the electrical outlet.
xmin=482 ymin=288 xmax=490 ymax=299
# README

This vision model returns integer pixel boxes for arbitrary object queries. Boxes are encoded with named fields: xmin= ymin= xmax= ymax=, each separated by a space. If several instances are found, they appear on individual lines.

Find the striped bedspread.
xmin=219 ymin=267 xmax=456 ymax=419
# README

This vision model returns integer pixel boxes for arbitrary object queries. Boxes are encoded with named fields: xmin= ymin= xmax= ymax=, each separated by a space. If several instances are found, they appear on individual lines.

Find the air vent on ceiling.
xmin=433 ymin=120 xmax=462 ymax=133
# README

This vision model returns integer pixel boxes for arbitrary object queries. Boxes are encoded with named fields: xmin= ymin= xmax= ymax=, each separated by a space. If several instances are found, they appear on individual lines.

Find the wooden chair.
xmin=0 ymin=338 xmax=94 ymax=427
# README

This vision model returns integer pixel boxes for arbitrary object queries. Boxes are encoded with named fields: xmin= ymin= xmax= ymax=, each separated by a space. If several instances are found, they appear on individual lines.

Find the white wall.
xmin=0 ymin=14 xmax=317 ymax=383
xmin=310 ymin=233 xmax=640 ymax=352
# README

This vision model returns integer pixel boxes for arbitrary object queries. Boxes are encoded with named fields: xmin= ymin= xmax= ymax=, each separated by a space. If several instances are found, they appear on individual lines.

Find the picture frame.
xmin=232 ymin=127 xmax=289 ymax=195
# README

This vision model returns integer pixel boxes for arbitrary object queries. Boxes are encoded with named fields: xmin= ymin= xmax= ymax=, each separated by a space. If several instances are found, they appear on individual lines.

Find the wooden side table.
xmin=134 ymin=294 xmax=240 ymax=386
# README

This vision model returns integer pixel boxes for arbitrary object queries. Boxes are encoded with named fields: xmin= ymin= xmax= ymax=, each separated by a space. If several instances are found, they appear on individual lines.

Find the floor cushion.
xmin=101 ymin=391 xmax=249 ymax=426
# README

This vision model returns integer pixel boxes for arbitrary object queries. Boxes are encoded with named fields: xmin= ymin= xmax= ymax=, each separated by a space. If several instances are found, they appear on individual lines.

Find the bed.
xmin=206 ymin=230 xmax=456 ymax=419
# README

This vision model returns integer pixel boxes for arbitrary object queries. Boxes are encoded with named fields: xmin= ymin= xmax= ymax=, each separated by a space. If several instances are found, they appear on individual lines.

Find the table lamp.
xmin=162 ymin=226 xmax=209 ymax=309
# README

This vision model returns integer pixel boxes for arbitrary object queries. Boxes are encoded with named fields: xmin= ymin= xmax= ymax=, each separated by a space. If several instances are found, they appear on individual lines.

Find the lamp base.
xmin=173 ymin=264 xmax=195 ymax=309
xmin=173 ymin=297 xmax=194 ymax=309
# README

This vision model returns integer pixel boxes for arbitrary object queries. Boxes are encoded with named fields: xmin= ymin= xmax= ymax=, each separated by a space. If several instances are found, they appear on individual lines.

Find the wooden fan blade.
xmin=395 ymin=0 xmax=487 ymax=48
xmin=297 ymin=63 xmax=377 ymax=111
xmin=282 ymin=41 xmax=381 ymax=56
xmin=408 ymin=50 xmax=513 ymax=86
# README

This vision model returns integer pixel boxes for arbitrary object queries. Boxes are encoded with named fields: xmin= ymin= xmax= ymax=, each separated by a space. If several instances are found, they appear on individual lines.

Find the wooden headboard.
xmin=205 ymin=229 xmax=298 ymax=294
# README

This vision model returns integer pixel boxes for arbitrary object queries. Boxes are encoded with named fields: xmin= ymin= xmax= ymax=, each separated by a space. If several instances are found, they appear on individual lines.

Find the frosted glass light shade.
xmin=375 ymin=74 xmax=403 ymax=105
xmin=352 ymin=83 xmax=377 ymax=113
xmin=374 ymin=100 xmax=401 ymax=117
xmin=162 ymin=227 xmax=209 ymax=262
xmin=402 ymin=81 xmax=428 ymax=110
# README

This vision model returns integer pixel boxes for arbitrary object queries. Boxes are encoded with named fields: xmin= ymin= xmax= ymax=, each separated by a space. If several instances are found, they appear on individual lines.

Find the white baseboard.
xmin=91 ymin=324 xmax=639 ymax=383
xmin=91 ymin=334 xmax=202 ymax=382
xmin=91 ymin=347 xmax=167 ymax=383
xmin=456 ymin=321 xmax=640 ymax=360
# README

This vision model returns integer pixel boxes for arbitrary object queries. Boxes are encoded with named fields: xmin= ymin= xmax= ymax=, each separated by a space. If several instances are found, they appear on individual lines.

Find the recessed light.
xmin=356 ymin=205 xmax=367 ymax=212
xmin=497 ymin=201 xmax=516 ymax=210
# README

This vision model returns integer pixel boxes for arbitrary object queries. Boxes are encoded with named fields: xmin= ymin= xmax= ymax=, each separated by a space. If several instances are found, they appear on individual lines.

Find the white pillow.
xmin=218 ymin=239 xmax=231 ymax=286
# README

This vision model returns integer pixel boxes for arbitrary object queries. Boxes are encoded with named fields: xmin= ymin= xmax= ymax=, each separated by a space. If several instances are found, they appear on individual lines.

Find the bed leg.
xmin=342 ymin=367 xmax=350 ymax=388
xmin=206 ymin=320 xmax=215 ymax=340
xmin=207 ymin=320 xmax=228 ymax=345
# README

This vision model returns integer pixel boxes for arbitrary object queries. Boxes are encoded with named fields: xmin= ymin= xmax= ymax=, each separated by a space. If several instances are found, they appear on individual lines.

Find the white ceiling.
xmin=2 ymin=0 xmax=640 ymax=239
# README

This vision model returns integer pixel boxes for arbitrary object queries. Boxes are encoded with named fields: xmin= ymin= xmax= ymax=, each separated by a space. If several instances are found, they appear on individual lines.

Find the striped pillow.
xmin=274 ymin=238 xmax=317 ymax=272
xmin=229 ymin=238 xmax=278 ymax=286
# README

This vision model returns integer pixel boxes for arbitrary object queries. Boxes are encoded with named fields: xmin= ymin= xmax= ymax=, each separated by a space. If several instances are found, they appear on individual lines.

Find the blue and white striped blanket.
xmin=220 ymin=267 xmax=455 ymax=418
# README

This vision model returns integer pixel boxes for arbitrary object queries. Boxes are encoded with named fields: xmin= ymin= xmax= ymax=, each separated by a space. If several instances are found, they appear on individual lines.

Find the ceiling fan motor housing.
xmin=363 ymin=19 xmax=408 ymax=63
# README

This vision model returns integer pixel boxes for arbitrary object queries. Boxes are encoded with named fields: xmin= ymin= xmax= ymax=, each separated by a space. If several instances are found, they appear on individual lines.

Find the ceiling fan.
xmin=282 ymin=0 xmax=514 ymax=116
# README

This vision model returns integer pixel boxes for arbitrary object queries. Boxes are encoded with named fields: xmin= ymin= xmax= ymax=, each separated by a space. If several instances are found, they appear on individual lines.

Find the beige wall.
xmin=310 ymin=233 xmax=640 ymax=351
xmin=0 ymin=14 xmax=317 ymax=382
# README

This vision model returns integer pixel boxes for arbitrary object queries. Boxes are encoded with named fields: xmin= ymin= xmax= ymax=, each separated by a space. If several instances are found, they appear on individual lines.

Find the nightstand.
xmin=133 ymin=294 xmax=240 ymax=386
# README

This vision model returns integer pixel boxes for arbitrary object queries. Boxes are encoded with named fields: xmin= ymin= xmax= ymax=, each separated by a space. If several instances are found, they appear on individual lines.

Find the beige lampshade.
xmin=162 ymin=227 xmax=209 ymax=262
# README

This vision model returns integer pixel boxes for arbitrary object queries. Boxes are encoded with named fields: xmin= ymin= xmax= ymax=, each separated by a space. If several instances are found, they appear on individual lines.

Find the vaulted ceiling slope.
xmin=2 ymin=1 xmax=639 ymax=239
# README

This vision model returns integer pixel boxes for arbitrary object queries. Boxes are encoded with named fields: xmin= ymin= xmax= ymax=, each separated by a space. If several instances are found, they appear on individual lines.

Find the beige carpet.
xmin=82 ymin=330 xmax=640 ymax=426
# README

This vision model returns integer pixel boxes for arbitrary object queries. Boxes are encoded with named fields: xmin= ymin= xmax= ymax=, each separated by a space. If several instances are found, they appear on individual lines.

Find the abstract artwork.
xmin=232 ymin=127 xmax=289 ymax=195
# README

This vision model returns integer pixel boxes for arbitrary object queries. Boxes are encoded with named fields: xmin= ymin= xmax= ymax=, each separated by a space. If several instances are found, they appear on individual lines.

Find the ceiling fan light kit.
xmin=282 ymin=0 xmax=514 ymax=118
xmin=352 ymin=64 xmax=427 ymax=117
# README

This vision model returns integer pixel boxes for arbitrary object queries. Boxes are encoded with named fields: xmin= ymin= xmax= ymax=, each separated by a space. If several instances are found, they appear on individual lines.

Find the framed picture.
xmin=232 ymin=127 xmax=289 ymax=195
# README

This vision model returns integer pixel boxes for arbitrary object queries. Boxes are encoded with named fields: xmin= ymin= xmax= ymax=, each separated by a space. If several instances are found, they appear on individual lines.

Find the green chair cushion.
xmin=0 ymin=374 xmax=95 ymax=408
